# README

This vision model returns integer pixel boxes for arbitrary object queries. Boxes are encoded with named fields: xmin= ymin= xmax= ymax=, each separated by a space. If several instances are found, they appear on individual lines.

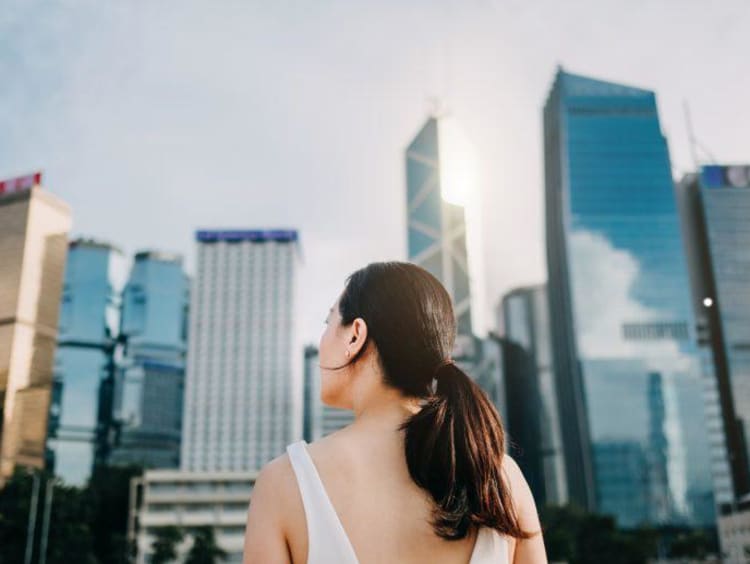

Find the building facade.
xmin=131 ymin=229 xmax=299 ymax=564
xmin=677 ymin=165 xmax=750 ymax=556
xmin=130 ymin=469 xmax=256 ymax=564
xmin=718 ymin=496 xmax=750 ymax=564
xmin=677 ymin=165 xmax=750 ymax=508
xmin=0 ymin=179 xmax=71 ymax=480
xmin=181 ymin=230 xmax=299 ymax=472
xmin=406 ymin=116 xmax=473 ymax=337
xmin=46 ymin=238 xmax=124 ymax=485
xmin=112 ymin=251 xmax=189 ymax=469
xmin=544 ymin=69 xmax=714 ymax=526
xmin=502 ymin=285 xmax=568 ymax=507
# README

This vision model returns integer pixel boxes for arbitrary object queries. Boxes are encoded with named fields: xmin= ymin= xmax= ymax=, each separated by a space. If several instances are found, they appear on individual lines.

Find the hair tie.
xmin=433 ymin=358 xmax=455 ymax=380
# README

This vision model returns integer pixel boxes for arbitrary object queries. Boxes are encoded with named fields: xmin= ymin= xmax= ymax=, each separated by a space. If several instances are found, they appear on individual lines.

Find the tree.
xmin=540 ymin=504 xmax=657 ymax=564
xmin=184 ymin=526 xmax=228 ymax=564
xmin=151 ymin=526 xmax=184 ymax=564
xmin=0 ymin=469 xmax=40 ymax=563
xmin=85 ymin=464 xmax=143 ymax=564
xmin=42 ymin=479 xmax=98 ymax=564
xmin=667 ymin=527 xmax=718 ymax=559
xmin=540 ymin=504 xmax=583 ymax=562
xmin=0 ymin=469 xmax=98 ymax=564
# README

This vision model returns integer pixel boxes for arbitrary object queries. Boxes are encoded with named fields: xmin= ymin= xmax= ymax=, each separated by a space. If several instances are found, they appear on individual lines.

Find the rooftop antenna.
xmin=426 ymin=96 xmax=448 ymax=118
xmin=424 ymin=12 xmax=452 ymax=121
xmin=683 ymin=100 xmax=717 ymax=167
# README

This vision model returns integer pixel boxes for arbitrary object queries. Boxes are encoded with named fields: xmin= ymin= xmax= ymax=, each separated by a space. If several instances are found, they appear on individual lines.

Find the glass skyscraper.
xmin=502 ymin=285 xmax=568 ymax=507
xmin=677 ymin=165 xmax=750 ymax=507
xmin=406 ymin=116 xmax=473 ymax=337
xmin=111 ymin=251 xmax=189 ymax=469
xmin=544 ymin=68 xmax=714 ymax=526
xmin=47 ymin=238 xmax=123 ymax=485
xmin=471 ymin=335 xmax=507 ymax=420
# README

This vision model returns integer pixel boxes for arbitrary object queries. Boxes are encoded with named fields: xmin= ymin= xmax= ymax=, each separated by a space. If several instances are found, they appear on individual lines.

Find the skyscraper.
xmin=677 ymin=165 xmax=750 ymax=507
xmin=0 ymin=176 xmax=71 ymax=480
xmin=406 ymin=116 xmax=473 ymax=337
xmin=181 ymin=230 xmax=299 ymax=472
xmin=46 ymin=238 xmax=124 ymax=485
xmin=471 ymin=335 xmax=507 ymax=420
xmin=502 ymin=285 xmax=568 ymax=507
xmin=132 ymin=230 xmax=299 ymax=563
xmin=544 ymin=69 xmax=714 ymax=526
xmin=111 ymin=251 xmax=189 ymax=469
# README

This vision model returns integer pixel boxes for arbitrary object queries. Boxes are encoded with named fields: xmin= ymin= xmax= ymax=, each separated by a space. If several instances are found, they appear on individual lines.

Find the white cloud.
xmin=568 ymin=229 xmax=694 ymax=375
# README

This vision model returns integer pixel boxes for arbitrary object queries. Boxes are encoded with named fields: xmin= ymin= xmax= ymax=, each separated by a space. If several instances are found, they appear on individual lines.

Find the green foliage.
xmin=184 ymin=526 xmax=228 ymax=564
xmin=540 ymin=504 xmax=717 ymax=564
xmin=85 ymin=465 xmax=143 ymax=564
xmin=0 ymin=465 xmax=142 ymax=564
xmin=151 ymin=526 xmax=185 ymax=564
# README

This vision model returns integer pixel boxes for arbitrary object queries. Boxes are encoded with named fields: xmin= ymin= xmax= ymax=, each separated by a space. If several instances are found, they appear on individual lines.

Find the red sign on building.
xmin=0 ymin=172 xmax=42 ymax=195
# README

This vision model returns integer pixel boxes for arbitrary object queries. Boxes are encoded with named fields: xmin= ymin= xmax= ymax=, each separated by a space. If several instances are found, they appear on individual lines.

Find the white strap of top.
xmin=286 ymin=441 xmax=359 ymax=564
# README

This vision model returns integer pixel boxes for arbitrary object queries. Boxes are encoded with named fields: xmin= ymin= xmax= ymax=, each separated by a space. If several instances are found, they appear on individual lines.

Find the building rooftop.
xmin=195 ymin=229 xmax=298 ymax=243
xmin=69 ymin=237 xmax=123 ymax=253
xmin=134 ymin=250 xmax=183 ymax=264
xmin=701 ymin=164 xmax=750 ymax=189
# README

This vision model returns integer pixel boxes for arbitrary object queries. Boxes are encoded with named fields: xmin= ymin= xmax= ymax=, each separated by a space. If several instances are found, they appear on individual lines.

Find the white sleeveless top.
xmin=286 ymin=441 xmax=509 ymax=564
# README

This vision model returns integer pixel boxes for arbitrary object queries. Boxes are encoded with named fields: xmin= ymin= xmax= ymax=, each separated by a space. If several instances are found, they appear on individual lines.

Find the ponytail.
xmin=400 ymin=362 xmax=529 ymax=540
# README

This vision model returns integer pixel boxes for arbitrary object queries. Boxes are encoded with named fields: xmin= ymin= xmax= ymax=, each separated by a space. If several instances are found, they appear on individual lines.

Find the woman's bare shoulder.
xmin=501 ymin=454 xmax=540 ymax=526
xmin=501 ymin=454 xmax=547 ymax=563
xmin=250 ymin=454 xmax=297 ymax=517
xmin=244 ymin=454 xmax=299 ymax=563
xmin=257 ymin=434 xmax=346 ymax=491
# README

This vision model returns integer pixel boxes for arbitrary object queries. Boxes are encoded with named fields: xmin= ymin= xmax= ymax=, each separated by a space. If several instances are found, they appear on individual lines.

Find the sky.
xmin=2 ymin=0 xmax=748 ymax=345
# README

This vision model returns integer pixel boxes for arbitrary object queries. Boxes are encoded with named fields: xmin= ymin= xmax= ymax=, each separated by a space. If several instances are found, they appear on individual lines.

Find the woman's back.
xmin=243 ymin=262 xmax=546 ymax=563
xmin=284 ymin=428 xmax=510 ymax=564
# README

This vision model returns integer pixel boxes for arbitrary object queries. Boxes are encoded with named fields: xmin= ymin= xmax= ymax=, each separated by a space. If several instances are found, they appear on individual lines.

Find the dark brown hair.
xmin=338 ymin=261 xmax=529 ymax=540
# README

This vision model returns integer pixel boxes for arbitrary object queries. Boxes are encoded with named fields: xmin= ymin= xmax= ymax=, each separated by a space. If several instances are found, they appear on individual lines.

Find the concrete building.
xmin=718 ymin=495 xmax=750 ymax=564
xmin=0 ymin=175 xmax=71 ymax=480
xmin=131 ymin=229 xmax=300 ymax=564
xmin=130 ymin=469 xmax=256 ymax=564
xmin=181 ymin=229 xmax=300 ymax=472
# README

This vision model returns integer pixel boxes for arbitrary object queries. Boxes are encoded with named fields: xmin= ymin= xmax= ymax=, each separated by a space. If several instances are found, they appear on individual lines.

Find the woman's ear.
xmin=348 ymin=317 xmax=368 ymax=357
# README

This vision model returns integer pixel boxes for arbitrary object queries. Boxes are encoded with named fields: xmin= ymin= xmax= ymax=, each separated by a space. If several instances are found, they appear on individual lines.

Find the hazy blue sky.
xmin=2 ymin=0 xmax=748 ymax=344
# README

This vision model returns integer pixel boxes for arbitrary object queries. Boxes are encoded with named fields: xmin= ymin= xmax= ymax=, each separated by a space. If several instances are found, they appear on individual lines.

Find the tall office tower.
xmin=406 ymin=116 xmax=474 ymax=338
xmin=677 ymin=165 xmax=750 ymax=508
xmin=302 ymin=346 xmax=354 ymax=442
xmin=111 ymin=251 xmax=189 ymax=469
xmin=544 ymin=68 xmax=714 ymax=526
xmin=181 ymin=230 xmax=299 ymax=472
xmin=502 ymin=285 xmax=568 ymax=507
xmin=471 ymin=335 xmax=507 ymax=419
xmin=0 ymin=174 xmax=71 ymax=480
xmin=46 ymin=239 xmax=124 ymax=485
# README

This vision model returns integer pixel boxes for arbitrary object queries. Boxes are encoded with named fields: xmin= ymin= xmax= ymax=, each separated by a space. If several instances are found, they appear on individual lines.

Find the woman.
xmin=244 ymin=262 xmax=547 ymax=563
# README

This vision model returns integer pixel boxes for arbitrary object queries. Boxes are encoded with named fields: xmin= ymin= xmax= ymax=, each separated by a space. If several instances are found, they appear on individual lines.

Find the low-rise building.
xmin=129 ymin=469 xmax=256 ymax=563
